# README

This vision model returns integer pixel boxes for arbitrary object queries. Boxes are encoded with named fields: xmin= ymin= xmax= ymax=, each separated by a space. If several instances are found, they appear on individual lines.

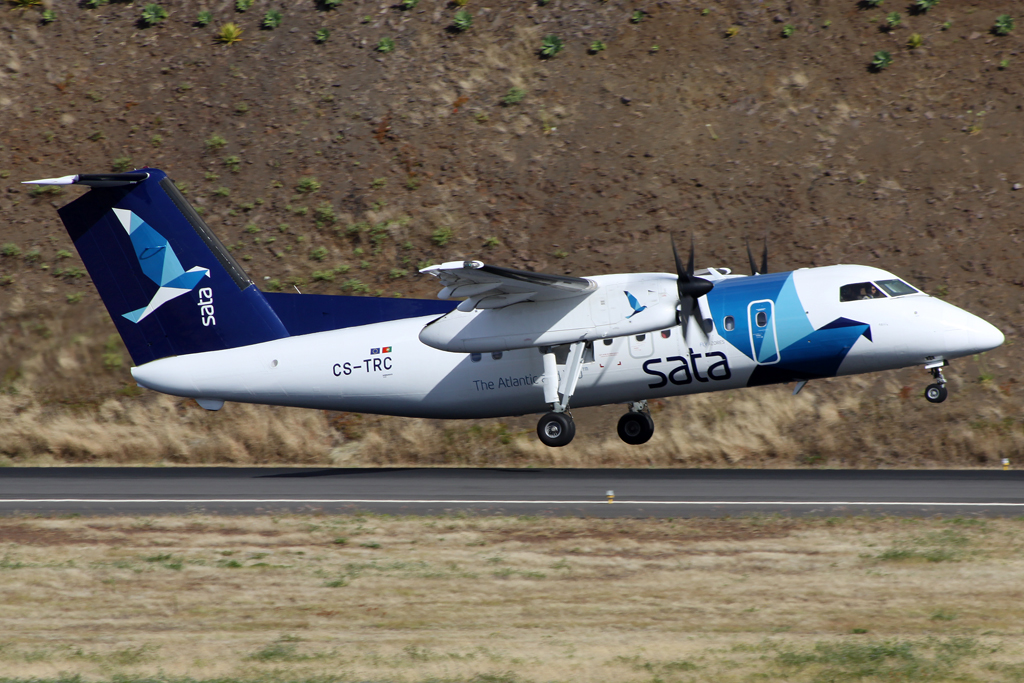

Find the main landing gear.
xmin=924 ymin=361 xmax=948 ymax=404
xmin=536 ymin=402 xmax=657 ymax=447
xmin=537 ymin=412 xmax=576 ymax=448
xmin=535 ymin=342 xmax=586 ymax=447
xmin=617 ymin=401 xmax=655 ymax=445
xmin=534 ymin=343 xmax=657 ymax=447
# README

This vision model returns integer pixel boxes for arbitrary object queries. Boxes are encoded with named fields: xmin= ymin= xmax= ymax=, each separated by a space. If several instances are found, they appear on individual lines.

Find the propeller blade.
xmin=670 ymin=234 xmax=714 ymax=333
xmin=670 ymin=235 xmax=687 ymax=285
xmin=746 ymin=236 xmax=769 ymax=275
xmin=687 ymin=234 xmax=696 ymax=276
xmin=746 ymin=238 xmax=758 ymax=276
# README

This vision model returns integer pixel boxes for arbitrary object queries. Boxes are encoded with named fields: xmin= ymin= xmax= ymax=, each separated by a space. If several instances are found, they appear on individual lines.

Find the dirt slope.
xmin=1 ymin=0 xmax=1022 ymax=466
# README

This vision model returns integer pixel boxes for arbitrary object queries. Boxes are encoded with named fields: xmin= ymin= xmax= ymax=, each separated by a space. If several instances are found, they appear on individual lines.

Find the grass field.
xmin=2 ymin=513 xmax=1024 ymax=683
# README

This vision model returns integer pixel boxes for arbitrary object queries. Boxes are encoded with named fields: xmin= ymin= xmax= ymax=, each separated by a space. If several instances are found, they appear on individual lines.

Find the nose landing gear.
xmin=924 ymin=361 xmax=948 ymax=404
xmin=617 ymin=400 xmax=655 ymax=445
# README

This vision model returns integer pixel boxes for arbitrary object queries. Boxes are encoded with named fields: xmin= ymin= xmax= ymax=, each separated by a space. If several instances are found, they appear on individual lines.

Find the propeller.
xmin=671 ymin=234 xmax=714 ymax=334
xmin=745 ymin=235 xmax=768 ymax=275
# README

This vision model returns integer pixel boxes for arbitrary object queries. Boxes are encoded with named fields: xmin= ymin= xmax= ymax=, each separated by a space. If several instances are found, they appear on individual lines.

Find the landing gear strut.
xmin=617 ymin=400 xmax=655 ymax=445
xmin=536 ymin=342 xmax=586 ymax=447
xmin=924 ymin=362 xmax=948 ymax=404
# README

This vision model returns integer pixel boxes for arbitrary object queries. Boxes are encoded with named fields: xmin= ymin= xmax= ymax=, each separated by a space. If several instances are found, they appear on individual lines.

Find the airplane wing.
xmin=420 ymin=260 xmax=595 ymax=310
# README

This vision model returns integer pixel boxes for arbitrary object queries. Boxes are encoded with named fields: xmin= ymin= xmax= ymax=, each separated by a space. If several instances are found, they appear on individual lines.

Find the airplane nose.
xmin=969 ymin=315 xmax=1004 ymax=353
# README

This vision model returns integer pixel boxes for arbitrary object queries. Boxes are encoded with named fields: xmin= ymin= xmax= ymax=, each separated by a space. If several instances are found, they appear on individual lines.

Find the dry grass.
xmin=3 ymin=372 xmax=1023 ymax=469
xmin=2 ymin=514 xmax=1024 ymax=682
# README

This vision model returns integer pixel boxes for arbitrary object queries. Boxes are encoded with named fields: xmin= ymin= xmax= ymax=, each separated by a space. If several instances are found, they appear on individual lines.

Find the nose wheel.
xmin=537 ymin=412 xmax=576 ymax=447
xmin=617 ymin=401 xmax=655 ymax=445
xmin=924 ymin=362 xmax=948 ymax=404
xmin=925 ymin=384 xmax=948 ymax=403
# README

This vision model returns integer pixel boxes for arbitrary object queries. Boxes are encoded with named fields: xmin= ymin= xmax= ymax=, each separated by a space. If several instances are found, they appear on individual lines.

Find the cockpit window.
xmin=875 ymin=279 xmax=919 ymax=297
xmin=840 ymin=282 xmax=887 ymax=302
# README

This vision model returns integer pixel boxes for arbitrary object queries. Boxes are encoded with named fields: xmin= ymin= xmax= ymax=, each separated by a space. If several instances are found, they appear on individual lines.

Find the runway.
xmin=1 ymin=467 xmax=1022 ymax=516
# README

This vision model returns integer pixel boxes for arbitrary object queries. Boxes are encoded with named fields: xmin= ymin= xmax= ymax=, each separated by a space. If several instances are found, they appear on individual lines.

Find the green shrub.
xmin=589 ymin=40 xmax=606 ymax=53
xmin=1 ymin=243 xmax=21 ymax=258
xmin=112 ymin=156 xmax=132 ymax=172
xmin=312 ymin=270 xmax=335 ymax=282
xmin=196 ymin=10 xmax=212 ymax=26
xmin=262 ymin=9 xmax=282 ymax=29
xmin=630 ymin=10 xmax=644 ymax=23
xmin=781 ymin=24 xmax=794 ymax=37
xmin=205 ymin=133 xmax=227 ymax=151
xmin=885 ymin=12 xmax=901 ymax=29
xmin=314 ymin=202 xmax=337 ymax=225
xmin=994 ymin=15 xmax=1014 ymax=36
xmin=452 ymin=9 xmax=472 ymax=31
xmin=217 ymin=22 xmax=244 ymax=44
xmin=140 ymin=4 xmax=168 ymax=26
xmin=400 ymin=0 xmax=417 ymax=8
xmin=223 ymin=155 xmax=241 ymax=172
xmin=431 ymin=226 xmax=453 ymax=247
xmin=377 ymin=37 xmax=395 ymax=52
xmin=315 ymin=28 xmax=330 ymax=43
xmin=540 ymin=34 xmax=564 ymax=58
xmin=309 ymin=246 xmax=329 ymax=261
xmin=502 ymin=87 xmax=526 ymax=105
xmin=871 ymin=50 xmax=892 ymax=71
xmin=235 ymin=0 xmax=252 ymax=12
xmin=913 ymin=0 xmax=938 ymax=11
xmin=41 ymin=8 xmax=55 ymax=22
xmin=296 ymin=177 xmax=321 ymax=193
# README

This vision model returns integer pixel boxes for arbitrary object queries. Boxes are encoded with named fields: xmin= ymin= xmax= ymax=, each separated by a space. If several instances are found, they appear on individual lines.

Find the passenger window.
xmin=491 ymin=351 xmax=503 ymax=360
xmin=723 ymin=315 xmax=735 ymax=332
xmin=602 ymin=339 xmax=613 ymax=346
xmin=839 ymin=282 xmax=887 ymax=302
xmin=660 ymin=330 xmax=671 ymax=339
xmin=636 ymin=334 xmax=646 ymax=342
xmin=876 ymin=279 xmax=919 ymax=297
xmin=755 ymin=311 xmax=767 ymax=327
xmin=470 ymin=353 xmax=482 ymax=362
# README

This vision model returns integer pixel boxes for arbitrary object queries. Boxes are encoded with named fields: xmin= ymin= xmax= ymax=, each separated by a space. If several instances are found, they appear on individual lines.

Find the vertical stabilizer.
xmin=50 ymin=169 xmax=289 ymax=365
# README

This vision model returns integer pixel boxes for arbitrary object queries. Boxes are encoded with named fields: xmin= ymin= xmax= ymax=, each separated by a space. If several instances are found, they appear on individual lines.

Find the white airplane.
xmin=25 ymin=169 xmax=1004 ymax=447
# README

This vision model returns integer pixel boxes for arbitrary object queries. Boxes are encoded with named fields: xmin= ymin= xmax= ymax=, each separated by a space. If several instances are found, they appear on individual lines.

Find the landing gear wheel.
xmin=924 ymin=383 xmax=948 ymax=404
xmin=537 ymin=412 xmax=576 ymax=447
xmin=617 ymin=412 xmax=655 ymax=445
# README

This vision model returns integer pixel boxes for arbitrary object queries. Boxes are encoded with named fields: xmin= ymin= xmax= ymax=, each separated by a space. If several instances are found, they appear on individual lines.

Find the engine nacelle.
xmin=419 ymin=273 xmax=680 ymax=353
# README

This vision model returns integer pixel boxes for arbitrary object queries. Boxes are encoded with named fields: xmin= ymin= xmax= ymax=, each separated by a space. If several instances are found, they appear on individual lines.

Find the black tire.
xmin=537 ymin=412 xmax=576 ymax=447
xmin=924 ymin=383 xmax=948 ymax=404
xmin=617 ymin=411 xmax=655 ymax=445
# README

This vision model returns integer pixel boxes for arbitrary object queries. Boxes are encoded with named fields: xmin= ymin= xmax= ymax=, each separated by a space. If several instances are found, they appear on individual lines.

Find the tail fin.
xmin=39 ymin=169 xmax=288 ymax=365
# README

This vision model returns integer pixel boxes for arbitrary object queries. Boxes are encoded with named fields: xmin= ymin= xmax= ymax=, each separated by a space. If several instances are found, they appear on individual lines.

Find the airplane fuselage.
xmin=132 ymin=264 xmax=1003 ymax=419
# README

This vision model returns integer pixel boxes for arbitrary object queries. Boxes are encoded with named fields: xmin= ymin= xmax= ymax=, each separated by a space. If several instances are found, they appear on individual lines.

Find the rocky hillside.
xmin=1 ymin=0 xmax=1022 ymax=467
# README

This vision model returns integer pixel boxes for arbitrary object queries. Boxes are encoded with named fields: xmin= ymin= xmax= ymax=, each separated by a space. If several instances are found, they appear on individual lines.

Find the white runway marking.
xmin=2 ymin=499 xmax=1024 ymax=506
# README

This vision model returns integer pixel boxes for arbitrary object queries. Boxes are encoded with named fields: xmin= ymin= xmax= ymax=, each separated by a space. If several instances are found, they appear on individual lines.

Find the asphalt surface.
xmin=1 ymin=468 xmax=1023 ymax=517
